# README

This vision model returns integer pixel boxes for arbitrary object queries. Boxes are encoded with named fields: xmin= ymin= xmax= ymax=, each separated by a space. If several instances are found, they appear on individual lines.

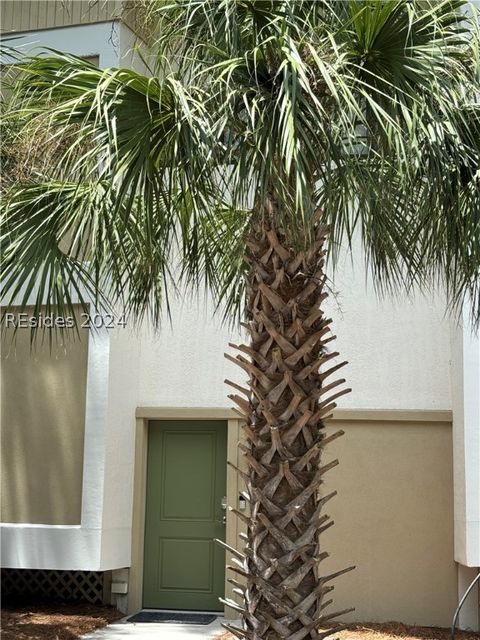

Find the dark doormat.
xmin=126 ymin=611 xmax=218 ymax=625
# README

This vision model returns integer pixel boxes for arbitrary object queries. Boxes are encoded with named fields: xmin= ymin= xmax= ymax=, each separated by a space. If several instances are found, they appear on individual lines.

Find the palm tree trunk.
xmin=222 ymin=214 xmax=354 ymax=640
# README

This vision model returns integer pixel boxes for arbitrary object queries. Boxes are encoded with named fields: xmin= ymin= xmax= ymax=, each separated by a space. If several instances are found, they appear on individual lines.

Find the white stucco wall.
xmin=326 ymin=248 xmax=452 ymax=410
xmin=136 ymin=255 xmax=452 ymax=412
xmin=136 ymin=292 xmax=243 ymax=408
xmin=1 ymin=21 xmax=120 ymax=68
xmin=451 ymin=300 xmax=480 ymax=568
xmin=100 ymin=324 xmax=142 ymax=567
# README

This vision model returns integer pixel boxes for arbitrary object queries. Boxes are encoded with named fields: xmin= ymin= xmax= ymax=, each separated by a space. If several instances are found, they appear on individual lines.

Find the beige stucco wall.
xmin=319 ymin=418 xmax=456 ymax=627
xmin=129 ymin=411 xmax=456 ymax=627
xmin=1 ymin=307 xmax=89 ymax=525
xmin=232 ymin=416 xmax=456 ymax=626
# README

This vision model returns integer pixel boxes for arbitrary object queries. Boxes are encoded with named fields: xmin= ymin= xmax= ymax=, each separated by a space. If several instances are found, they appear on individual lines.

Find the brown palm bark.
xmin=221 ymin=212 xmax=354 ymax=640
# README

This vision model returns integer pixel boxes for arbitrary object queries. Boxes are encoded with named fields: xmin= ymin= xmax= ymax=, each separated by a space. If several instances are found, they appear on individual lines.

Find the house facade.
xmin=1 ymin=1 xmax=479 ymax=630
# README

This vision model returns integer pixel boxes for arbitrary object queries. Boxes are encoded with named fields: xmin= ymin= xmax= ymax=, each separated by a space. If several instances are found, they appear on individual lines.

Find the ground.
xmin=1 ymin=600 xmax=124 ymax=640
xmin=220 ymin=622 xmax=480 ymax=640
xmin=2 ymin=604 xmax=480 ymax=640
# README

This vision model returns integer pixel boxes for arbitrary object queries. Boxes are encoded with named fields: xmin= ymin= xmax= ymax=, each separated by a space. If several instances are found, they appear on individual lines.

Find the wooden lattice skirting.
xmin=1 ymin=569 xmax=105 ymax=604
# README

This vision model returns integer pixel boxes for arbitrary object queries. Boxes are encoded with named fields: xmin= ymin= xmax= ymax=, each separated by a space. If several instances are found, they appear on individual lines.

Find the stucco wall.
xmin=136 ymin=275 xmax=452 ymax=413
xmin=227 ymin=416 xmax=457 ymax=627
xmin=2 ymin=21 xmax=126 ymax=69
xmin=450 ymin=302 xmax=480 ymax=629
xmin=1 ymin=306 xmax=89 ymax=525
xmin=451 ymin=304 xmax=480 ymax=568
xmin=320 ymin=418 xmax=456 ymax=627
xmin=136 ymin=293 xmax=242 ymax=408
xmin=100 ymin=324 xmax=141 ymax=567
xmin=325 ymin=250 xmax=452 ymax=410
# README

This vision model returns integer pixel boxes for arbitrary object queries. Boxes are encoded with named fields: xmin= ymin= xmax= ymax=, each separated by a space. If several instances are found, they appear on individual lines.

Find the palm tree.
xmin=2 ymin=2 xmax=479 ymax=638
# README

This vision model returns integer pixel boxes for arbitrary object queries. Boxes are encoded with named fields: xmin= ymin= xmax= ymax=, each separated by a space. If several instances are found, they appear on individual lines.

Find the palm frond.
xmin=2 ymin=0 xmax=479 ymax=328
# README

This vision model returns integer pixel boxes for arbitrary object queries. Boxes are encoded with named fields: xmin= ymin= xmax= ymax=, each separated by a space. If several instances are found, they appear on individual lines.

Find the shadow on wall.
xmin=1 ymin=306 xmax=89 ymax=525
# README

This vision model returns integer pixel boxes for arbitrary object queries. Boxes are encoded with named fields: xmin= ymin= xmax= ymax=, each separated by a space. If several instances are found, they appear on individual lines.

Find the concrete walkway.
xmin=81 ymin=614 xmax=232 ymax=639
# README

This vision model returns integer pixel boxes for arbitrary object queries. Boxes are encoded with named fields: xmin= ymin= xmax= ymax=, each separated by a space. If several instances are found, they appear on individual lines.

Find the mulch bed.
xmin=3 ymin=604 xmax=479 ymax=640
xmin=219 ymin=621 xmax=480 ymax=640
xmin=1 ymin=600 xmax=124 ymax=640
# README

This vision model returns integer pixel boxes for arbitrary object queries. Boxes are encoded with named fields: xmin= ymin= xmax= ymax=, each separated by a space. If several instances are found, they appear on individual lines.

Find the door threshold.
xmin=141 ymin=608 xmax=224 ymax=615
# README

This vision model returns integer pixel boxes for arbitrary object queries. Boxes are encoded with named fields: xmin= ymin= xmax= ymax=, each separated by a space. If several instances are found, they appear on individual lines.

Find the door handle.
xmin=216 ymin=497 xmax=227 ymax=525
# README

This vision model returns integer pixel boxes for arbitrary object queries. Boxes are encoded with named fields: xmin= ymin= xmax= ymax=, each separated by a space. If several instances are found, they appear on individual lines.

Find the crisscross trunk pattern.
xmin=221 ymin=219 xmax=354 ymax=640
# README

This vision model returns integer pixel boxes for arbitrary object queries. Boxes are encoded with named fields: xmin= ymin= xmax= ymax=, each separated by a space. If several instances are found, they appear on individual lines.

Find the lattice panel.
xmin=1 ymin=569 xmax=104 ymax=604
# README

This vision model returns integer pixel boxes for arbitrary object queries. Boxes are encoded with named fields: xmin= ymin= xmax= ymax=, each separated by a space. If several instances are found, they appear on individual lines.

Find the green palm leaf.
xmin=1 ymin=0 xmax=479 ymax=328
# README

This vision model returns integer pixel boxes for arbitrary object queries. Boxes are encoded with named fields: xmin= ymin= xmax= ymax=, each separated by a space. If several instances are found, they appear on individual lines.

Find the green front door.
xmin=143 ymin=420 xmax=227 ymax=610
